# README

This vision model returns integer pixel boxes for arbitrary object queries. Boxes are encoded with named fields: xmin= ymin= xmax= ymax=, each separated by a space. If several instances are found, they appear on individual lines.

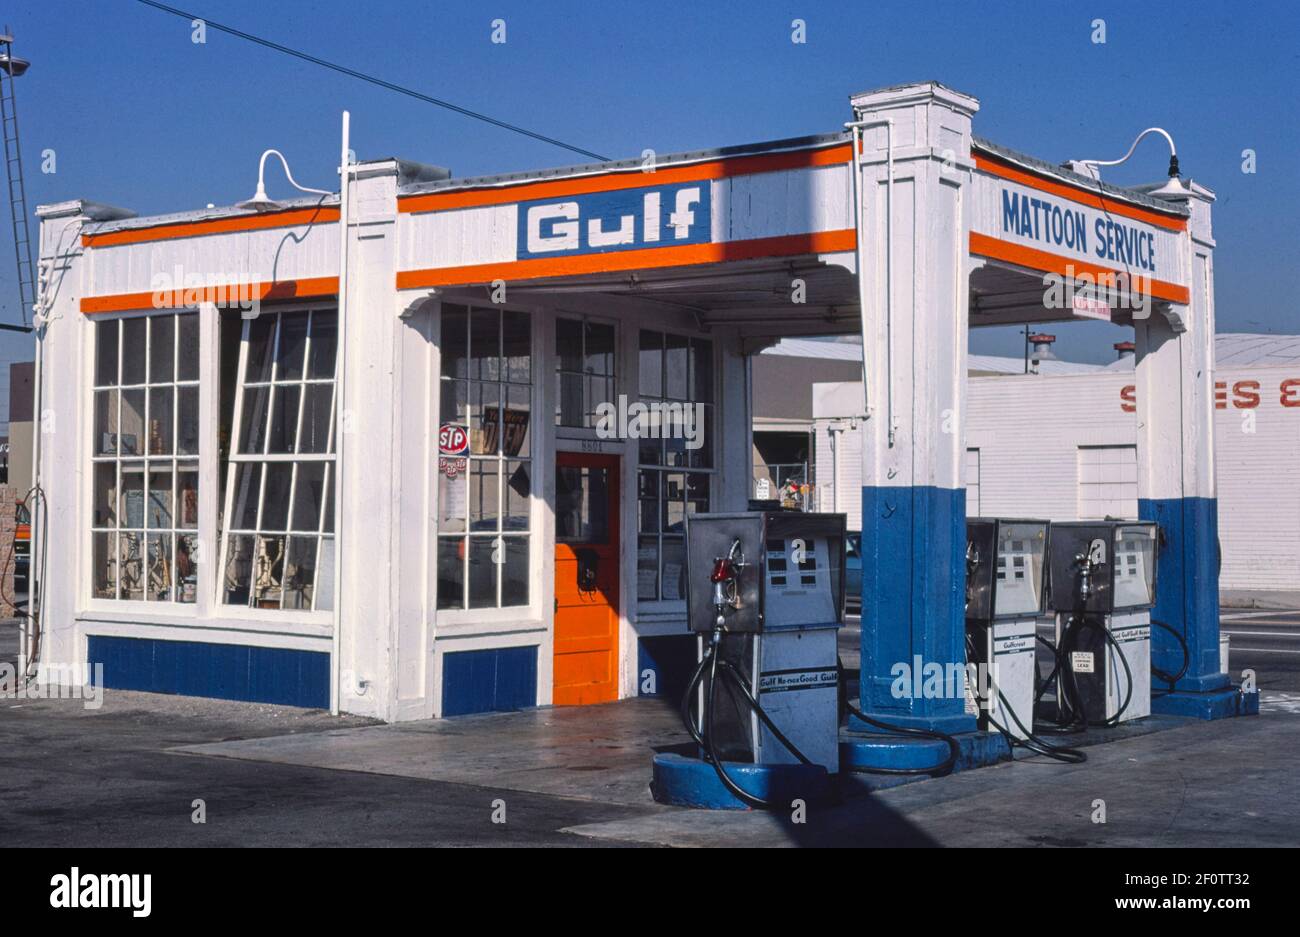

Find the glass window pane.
xmin=92 ymin=462 xmax=117 ymax=528
xmin=437 ymin=537 xmax=465 ymax=609
xmin=665 ymin=333 xmax=688 ymax=399
xmin=637 ymin=535 xmax=659 ymax=601
xmin=146 ymin=466 xmax=173 ymax=529
xmin=120 ymin=389 xmax=145 ymax=456
xmin=261 ymin=463 xmax=293 ymax=530
xmin=638 ymin=470 xmax=660 ymax=533
xmin=503 ymin=460 xmax=530 ymax=531
xmin=661 ymin=536 xmax=686 ymax=601
xmin=691 ymin=338 xmax=714 ymax=402
xmin=176 ymin=533 xmax=199 ymax=603
xmin=586 ymin=321 xmax=615 ymax=377
xmin=503 ymin=384 xmax=531 ymax=457
xmin=119 ymin=532 xmax=144 ymax=601
xmin=639 ymin=330 xmax=663 ymax=397
xmin=121 ymin=317 xmax=147 ymax=385
xmin=472 ymin=382 xmax=500 ymax=455
xmin=440 ymin=305 xmax=468 ymax=380
xmin=501 ymin=536 xmax=530 ymax=607
xmin=96 ymin=320 xmax=119 ymax=386
xmin=687 ymin=473 xmax=711 ymax=516
xmin=177 ymin=312 xmax=200 ymax=381
xmin=231 ymin=462 xmax=263 ymax=530
xmin=267 ymin=385 xmax=302 ymax=454
xmin=177 ymin=386 xmax=200 ymax=455
xmin=282 ymin=536 xmax=317 ymax=610
xmin=556 ymin=371 xmax=583 ymax=428
xmin=148 ymin=386 xmax=174 ymax=455
xmin=439 ymin=464 xmax=467 ymax=533
xmin=315 ymin=538 xmax=335 ymax=610
xmin=120 ymin=463 xmax=145 ymax=529
xmin=556 ymin=317 xmax=583 ymax=374
xmin=239 ymin=384 xmax=271 ymax=454
xmin=223 ymin=534 xmax=254 ymax=605
xmin=502 ymin=309 xmax=530 ymax=383
xmin=292 ymin=463 xmax=327 ymax=532
xmin=299 ymin=383 xmax=334 ymax=454
xmin=469 ymin=459 xmax=499 ymax=532
xmin=276 ymin=312 xmax=309 ymax=381
xmin=145 ymin=533 xmax=173 ymax=602
xmin=469 ymin=307 xmax=500 ymax=382
xmin=467 ymin=537 xmax=496 ymax=609
xmin=687 ymin=404 xmax=712 ymax=469
xmin=587 ymin=375 xmax=614 ymax=427
xmin=177 ymin=466 xmax=199 ymax=529
xmin=245 ymin=315 xmax=276 ymax=383
xmin=252 ymin=535 xmax=285 ymax=607
xmin=440 ymin=378 xmax=468 ymax=427
xmin=94 ymin=389 xmax=119 ymax=456
xmin=149 ymin=315 xmax=174 ymax=384
xmin=306 ymin=309 xmax=338 ymax=380
xmin=663 ymin=472 xmax=686 ymax=533
xmin=321 ymin=465 xmax=335 ymax=534
xmin=93 ymin=531 xmax=117 ymax=599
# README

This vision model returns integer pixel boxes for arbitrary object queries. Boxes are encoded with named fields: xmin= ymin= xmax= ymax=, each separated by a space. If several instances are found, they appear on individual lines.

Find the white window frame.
xmin=217 ymin=306 xmax=338 ymax=613
xmin=88 ymin=310 xmax=201 ymax=605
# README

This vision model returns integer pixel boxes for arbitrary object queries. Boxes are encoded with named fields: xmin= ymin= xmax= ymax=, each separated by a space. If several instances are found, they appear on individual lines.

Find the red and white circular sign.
xmin=439 ymin=423 xmax=469 ymax=456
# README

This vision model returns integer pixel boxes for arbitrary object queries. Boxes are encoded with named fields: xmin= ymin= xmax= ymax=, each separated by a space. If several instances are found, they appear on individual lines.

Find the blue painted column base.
xmin=1151 ymin=685 xmax=1260 ymax=720
xmin=650 ymin=753 xmax=832 ymax=810
xmin=839 ymin=729 xmax=1009 ymax=775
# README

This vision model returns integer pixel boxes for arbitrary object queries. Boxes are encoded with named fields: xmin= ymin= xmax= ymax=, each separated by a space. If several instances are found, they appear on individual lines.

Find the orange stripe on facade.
xmin=81 ymin=206 xmax=341 ymax=248
xmin=969 ymin=232 xmax=1190 ymax=305
xmin=398 ymin=144 xmax=854 ymax=215
xmin=80 ymin=276 xmax=339 ymax=314
xmin=397 ymin=229 xmax=857 ymax=290
xmin=973 ymin=152 xmax=1187 ymax=233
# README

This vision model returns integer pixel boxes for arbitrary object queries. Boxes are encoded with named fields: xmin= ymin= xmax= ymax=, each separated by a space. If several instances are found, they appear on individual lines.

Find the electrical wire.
xmin=133 ymin=1 xmax=611 ymax=162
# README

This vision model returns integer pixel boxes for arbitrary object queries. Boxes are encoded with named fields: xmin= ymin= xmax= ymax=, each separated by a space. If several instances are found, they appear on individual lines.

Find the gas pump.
xmin=964 ymin=519 xmax=1050 ymax=742
xmin=654 ymin=511 xmax=845 ymax=809
xmin=1045 ymin=521 xmax=1158 ymax=726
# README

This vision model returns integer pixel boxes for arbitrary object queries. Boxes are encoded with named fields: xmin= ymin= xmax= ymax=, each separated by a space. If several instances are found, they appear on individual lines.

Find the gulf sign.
xmin=517 ymin=182 xmax=710 ymax=260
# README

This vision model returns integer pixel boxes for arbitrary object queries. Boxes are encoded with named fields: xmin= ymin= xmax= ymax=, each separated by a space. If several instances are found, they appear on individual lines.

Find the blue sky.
xmin=0 ymin=0 xmax=1296 ymax=415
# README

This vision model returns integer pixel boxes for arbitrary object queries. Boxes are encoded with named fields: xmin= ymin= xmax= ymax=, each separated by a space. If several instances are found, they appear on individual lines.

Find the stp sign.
xmin=439 ymin=423 xmax=469 ymax=456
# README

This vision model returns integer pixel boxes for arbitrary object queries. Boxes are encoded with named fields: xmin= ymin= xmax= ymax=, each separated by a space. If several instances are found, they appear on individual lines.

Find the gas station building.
xmin=31 ymin=81 xmax=1238 ymax=726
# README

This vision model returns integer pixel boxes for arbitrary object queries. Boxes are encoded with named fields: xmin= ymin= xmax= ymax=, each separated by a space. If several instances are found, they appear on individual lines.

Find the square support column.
xmin=848 ymin=83 xmax=981 ymax=736
xmin=1136 ymin=184 xmax=1255 ymax=719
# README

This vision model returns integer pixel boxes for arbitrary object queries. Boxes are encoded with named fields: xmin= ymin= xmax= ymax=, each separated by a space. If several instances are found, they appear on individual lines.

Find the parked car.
xmin=845 ymin=531 xmax=861 ymax=612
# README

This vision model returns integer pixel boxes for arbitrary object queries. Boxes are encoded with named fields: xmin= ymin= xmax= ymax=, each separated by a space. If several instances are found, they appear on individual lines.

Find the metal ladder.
xmin=0 ymin=28 xmax=34 ymax=327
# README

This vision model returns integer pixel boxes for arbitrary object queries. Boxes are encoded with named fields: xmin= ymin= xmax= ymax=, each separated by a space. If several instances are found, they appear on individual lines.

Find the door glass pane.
xmin=556 ymin=465 xmax=609 ymax=543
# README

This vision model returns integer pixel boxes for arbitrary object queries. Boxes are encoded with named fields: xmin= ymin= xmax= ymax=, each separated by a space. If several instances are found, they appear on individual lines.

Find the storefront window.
xmin=555 ymin=316 xmax=616 ymax=428
xmin=218 ymin=308 xmax=337 ymax=611
xmin=91 ymin=312 xmax=201 ymax=602
xmin=438 ymin=304 xmax=533 ymax=610
xmin=636 ymin=329 xmax=714 ymax=601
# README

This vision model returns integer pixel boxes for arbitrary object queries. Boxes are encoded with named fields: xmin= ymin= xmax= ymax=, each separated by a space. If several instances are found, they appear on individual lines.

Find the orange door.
xmin=553 ymin=452 xmax=619 ymax=705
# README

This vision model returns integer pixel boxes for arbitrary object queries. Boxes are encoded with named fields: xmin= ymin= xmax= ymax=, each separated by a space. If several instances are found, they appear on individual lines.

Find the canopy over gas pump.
xmin=651 ymin=511 xmax=846 ymax=810
xmin=1044 ymin=521 xmax=1158 ymax=727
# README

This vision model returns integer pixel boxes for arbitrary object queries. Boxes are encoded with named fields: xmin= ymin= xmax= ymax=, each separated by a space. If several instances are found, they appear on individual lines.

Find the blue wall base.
xmin=1151 ymin=686 xmax=1260 ymax=720
xmin=650 ymin=753 xmax=831 ymax=810
xmin=839 ymin=729 xmax=1009 ymax=775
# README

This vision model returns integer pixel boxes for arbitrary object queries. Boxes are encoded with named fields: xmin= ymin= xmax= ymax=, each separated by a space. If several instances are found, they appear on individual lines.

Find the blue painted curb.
xmin=839 ymin=730 xmax=1010 ymax=775
xmin=1151 ymin=686 xmax=1260 ymax=720
xmin=650 ymin=753 xmax=831 ymax=810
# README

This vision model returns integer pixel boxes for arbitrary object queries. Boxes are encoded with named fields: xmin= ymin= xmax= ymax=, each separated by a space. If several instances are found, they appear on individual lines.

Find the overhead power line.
xmin=134 ymin=0 xmax=611 ymax=162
